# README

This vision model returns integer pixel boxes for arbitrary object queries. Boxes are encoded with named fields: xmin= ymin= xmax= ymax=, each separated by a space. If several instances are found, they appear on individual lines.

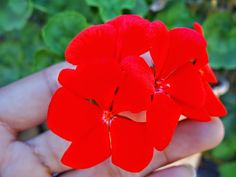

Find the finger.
xmin=0 ymin=128 xmax=52 ymax=177
xmin=146 ymin=165 xmax=196 ymax=177
xmin=0 ymin=122 xmax=15 ymax=166
xmin=58 ymin=160 xmax=113 ymax=177
xmin=26 ymin=118 xmax=223 ymax=176
xmin=26 ymin=131 xmax=71 ymax=173
xmin=0 ymin=62 xmax=74 ymax=131
xmin=0 ymin=131 xmax=71 ymax=177
xmin=0 ymin=141 xmax=52 ymax=177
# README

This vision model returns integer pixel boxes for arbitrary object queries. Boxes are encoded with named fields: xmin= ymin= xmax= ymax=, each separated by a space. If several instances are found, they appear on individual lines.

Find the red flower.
xmin=146 ymin=21 xmax=227 ymax=151
xmin=48 ymin=15 xmax=155 ymax=172
xmin=48 ymin=14 xmax=227 ymax=172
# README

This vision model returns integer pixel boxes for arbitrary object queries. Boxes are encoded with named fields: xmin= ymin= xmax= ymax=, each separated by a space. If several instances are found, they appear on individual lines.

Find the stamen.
xmin=102 ymin=111 xmax=114 ymax=124
xmin=155 ymin=79 xmax=171 ymax=93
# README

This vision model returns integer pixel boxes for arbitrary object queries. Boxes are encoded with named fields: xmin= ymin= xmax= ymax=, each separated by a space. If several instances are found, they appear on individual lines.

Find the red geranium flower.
xmin=48 ymin=15 xmax=156 ymax=172
xmin=146 ymin=21 xmax=227 ymax=151
xmin=47 ymin=14 xmax=227 ymax=172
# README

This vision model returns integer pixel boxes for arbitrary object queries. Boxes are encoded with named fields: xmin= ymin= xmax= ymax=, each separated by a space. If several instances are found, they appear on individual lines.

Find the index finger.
xmin=0 ymin=62 xmax=74 ymax=131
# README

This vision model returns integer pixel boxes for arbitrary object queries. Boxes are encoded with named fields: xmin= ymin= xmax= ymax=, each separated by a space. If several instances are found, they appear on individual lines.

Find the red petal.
xmin=110 ymin=118 xmax=153 ymax=172
xmin=113 ymin=56 xmax=155 ymax=113
xmin=165 ymin=63 xmax=206 ymax=108
xmin=61 ymin=122 xmax=111 ymax=169
xmin=59 ymin=62 xmax=122 ymax=110
xmin=107 ymin=15 xmax=150 ymax=61
xmin=193 ymin=22 xmax=204 ymax=35
xmin=65 ymin=24 xmax=117 ymax=65
xmin=147 ymin=93 xmax=181 ymax=150
xmin=200 ymin=64 xmax=218 ymax=83
xmin=47 ymin=87 xmax=103 ymax=141
xmin=180 ymin=82 xmax=227 ymax=120
xmin=204 ymin=81 xmax=227 ymax=116
xmin=181 ymin=104 xmax=211 ymax=121
xmin=149 ymin=21 xmax=169 ymax=76
xmin=159 ymin=27 xmax=208 ymax=78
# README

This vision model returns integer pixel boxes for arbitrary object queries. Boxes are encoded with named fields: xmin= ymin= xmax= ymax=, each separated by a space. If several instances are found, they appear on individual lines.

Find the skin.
xmin=0 ymin=62 xmax=224 ymax=177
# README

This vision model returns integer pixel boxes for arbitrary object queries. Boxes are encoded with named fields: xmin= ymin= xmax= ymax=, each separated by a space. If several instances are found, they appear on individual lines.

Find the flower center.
xmin=102 ymin=111 xmax=114 ymax=124
xmin=155 ymin=79 xmax=171 ymax=93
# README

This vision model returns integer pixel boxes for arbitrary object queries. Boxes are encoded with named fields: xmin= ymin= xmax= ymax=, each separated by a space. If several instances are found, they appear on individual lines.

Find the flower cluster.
xmin=47 ymin=15 xmax=227 ymax=172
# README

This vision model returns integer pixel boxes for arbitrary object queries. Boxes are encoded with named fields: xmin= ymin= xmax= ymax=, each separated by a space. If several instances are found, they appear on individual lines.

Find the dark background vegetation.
xmin=0 ymin=0 xmax=236 ymax=176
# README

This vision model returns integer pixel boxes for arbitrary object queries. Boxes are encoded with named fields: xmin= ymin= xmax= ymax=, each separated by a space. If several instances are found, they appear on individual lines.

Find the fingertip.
xmin=177 ymin=117 xmax=225 ymax=150
xmin=44 ymin=62 xmax=75 ymax=94
xmin=208 ymin=117 xmax=225 ymax=148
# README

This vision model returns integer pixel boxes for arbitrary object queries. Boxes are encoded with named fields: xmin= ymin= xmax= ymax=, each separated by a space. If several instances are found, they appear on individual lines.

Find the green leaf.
xmin=155 ymin=2 xmax=195 ymax=28
xmin=221 ymin=92 xmax=236 ymax=136
xmin=0 ymin=41 xmax=24 ymax=67
xmin=211 ymin=141 xmax=235 ymax=160
xmin=203 ymin=12 xmax=236 ymax=69
xmin=0 ymin=0 xmax=33 ymax=33
xmin=0 ymin=41 xmax=30 ymax=86
xmin=42 ymin=11 xmax=88 ymax=55
xmin=219 ymin=162 xmax=236 ymax=177
xmin=2 ymin=22 xmax=45 ymax=78
xmin=6 ymin=22 xmax=45 ymax=62
xmin=85 ymin=0 xmax=135 ymax=21
xmin=33 ymin=49 xmax=62 ymax=72
xmin=32 ymin=0 xmax=93 ymax=21
xmin=210 ymin=92 xmax=236 ymax=161
xmin=21 ymin=23 xmax=44 ymax=61
xmin=132 ymin=0 xmax=149 ymax=17
xmin=211 ymin=133 xmax=236 ymax=160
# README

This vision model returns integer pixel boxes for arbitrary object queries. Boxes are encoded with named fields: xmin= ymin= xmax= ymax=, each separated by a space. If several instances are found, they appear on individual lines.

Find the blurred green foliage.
xmin=0 ymin=0 xmax=33 ymax=32
xmin=204 ymin=12 xmax=236 ymax=69
xmin=219 ymin=162 xmax=236 ymax=177
xmin=0 ymin=0 xmax=236 ymax=176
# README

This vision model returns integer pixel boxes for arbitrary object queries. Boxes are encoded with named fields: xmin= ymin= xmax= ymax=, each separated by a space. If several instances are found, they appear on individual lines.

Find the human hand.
xmin=0 ymin=62 xmax=224 ymax=177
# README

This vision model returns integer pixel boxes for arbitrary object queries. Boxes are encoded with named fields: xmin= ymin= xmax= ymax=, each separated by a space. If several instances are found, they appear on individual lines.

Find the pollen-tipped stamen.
xmin=102 ymin=111 xmax=114 ymax=124
xmin=155 ymin=79 xmax=171 ymax=93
